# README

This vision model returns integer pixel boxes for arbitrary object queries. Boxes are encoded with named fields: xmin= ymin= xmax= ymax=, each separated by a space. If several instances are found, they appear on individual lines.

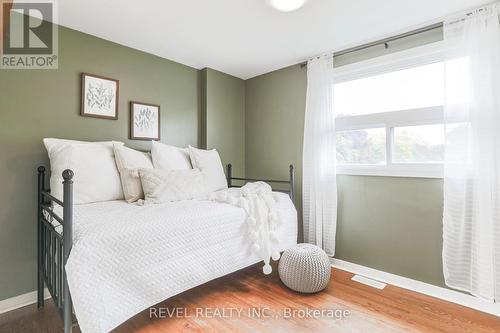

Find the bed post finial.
xmin=62 ymin=169 xmax=74 ymax=181
xmin=227 ymin=164 xmax=232 ymax=188
xmin=38 ymin=166 xmax=46 ymax=174
xmin=289 ymin=165 xmax=295 ymax=203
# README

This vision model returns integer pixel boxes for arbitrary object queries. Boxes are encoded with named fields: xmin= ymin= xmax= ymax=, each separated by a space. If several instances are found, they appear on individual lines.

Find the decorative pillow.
xmin=43 ymin=138 xmax=125 ymax=204
xmin=113 ymin=143 xmax=153 ymax=203
xmin=139 ymin=168 xmax=207 ymax=204
xmin=188 ymin=146 xmax=228 ymax=193
xmin=151 ymin=141 xmax=192 ymax=170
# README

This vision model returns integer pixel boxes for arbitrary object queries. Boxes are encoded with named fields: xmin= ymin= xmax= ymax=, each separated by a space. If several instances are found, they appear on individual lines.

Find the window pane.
xmin=334 ymin=62 xmax=444 ymax=117
xmin=393 ymin=124 xmax=444 ymax=163
xmin=336 ymin=128 xmax=386 ymax=164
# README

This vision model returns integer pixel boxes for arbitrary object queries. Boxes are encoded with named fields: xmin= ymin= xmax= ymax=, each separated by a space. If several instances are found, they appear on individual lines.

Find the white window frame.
xmin=333 ymin=41 xmax=446 ymax=178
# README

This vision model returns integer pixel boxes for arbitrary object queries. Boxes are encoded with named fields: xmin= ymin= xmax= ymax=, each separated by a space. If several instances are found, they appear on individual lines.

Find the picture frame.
xmin=130 ymin=101 xmax=161 ymax=141
xmin=80 ymin=72 xmax=119 ymax=119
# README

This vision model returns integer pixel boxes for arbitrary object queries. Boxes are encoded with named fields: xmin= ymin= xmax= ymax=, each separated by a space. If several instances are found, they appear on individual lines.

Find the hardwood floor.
xmin=1 ymin=266 xmax=499 ymax=332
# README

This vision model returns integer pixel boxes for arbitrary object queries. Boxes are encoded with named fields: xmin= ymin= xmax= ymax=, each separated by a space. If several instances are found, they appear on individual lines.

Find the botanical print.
xmin=134 ymin=106 xmax=156 ymax=133
xmin=86 ymin=81 xmax=115 ymax=111
xmin=81 ymin=74 xmax=118 ymax=118
xmin=131 ymin=102 xmax=160 ymax=140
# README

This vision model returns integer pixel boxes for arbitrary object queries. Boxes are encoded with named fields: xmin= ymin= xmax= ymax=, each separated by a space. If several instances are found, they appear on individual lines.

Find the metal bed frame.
xmin=226 ymin=164 xmax=295 ymax=202
xmin=37 ymin=166 xmax=74 ymax=333
xmin=36 ymin=163 xmax=294 ymax=333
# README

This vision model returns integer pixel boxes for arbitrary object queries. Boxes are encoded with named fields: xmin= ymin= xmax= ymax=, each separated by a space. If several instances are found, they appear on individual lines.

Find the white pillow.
xmin=139 ymin=168 xmax=207 ymax=204
xmin=151 ymin=141 xmax=192 ymax=170
xmin=113 ymin=143 xmax=153 ymax=203
xmin=43 ymin=138 xmax=124 ymax=204
xmin=188 ymin=146 xmax=228 ymax=193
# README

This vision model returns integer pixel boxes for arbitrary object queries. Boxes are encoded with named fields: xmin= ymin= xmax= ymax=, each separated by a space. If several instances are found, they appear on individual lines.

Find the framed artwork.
xmin=130 ymin=101 xmax=160 ymax=140
xmin=80 ymin=73 xmax=119 ymax=119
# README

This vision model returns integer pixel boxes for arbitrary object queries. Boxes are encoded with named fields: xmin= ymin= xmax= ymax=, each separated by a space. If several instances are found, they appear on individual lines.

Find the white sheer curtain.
xmin=443 ymin=2 xmax=500 ymax=302
xmin=302 ymin=55 xmax=337 ymax=256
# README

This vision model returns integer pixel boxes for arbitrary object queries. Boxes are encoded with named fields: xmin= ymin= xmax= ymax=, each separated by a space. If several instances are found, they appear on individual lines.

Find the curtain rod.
xmin=300 ymin=22 xmax=443 ymax=68
xmin=336 ymin=22 xmax=442 ymax=57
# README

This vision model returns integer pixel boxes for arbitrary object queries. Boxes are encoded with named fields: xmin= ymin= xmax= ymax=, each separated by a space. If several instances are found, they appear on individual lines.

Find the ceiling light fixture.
xmin=268 ymin=0 xmax=307 ymax=12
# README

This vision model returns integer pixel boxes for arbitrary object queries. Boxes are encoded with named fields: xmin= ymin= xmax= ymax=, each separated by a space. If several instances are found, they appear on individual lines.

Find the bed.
xmin=37 ymin=164 xmax=297 ymax=333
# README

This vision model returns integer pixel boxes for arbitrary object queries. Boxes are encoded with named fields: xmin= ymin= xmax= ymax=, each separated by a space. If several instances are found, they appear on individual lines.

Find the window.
xmin=334 ymin=44 xmax=446 ymax=178
xmin=334 ymin=62 xmax=444 ymax=117
xmin=392 ymin=124 xmax=444 ymax=163
xmin=336 ymin=128 xmax=386 ymax=165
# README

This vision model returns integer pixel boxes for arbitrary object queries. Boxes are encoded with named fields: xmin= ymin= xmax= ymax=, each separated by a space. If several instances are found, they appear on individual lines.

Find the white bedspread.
xmin=65 ymin=192 xmax=297 ymax=333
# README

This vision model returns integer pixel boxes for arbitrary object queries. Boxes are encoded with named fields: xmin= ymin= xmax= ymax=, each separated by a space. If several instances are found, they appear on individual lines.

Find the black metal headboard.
xmin=226 ymin=164 xmax=295 ymax=203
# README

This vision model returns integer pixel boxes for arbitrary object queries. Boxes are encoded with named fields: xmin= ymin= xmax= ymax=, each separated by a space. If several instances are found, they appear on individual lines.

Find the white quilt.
xmin=65 ymin=192 xmax=297 ymax=333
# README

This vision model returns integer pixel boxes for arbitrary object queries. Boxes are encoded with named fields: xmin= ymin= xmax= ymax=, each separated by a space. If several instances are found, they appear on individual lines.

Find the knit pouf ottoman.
xmin=278 ymin=243 xmax=331 ymax=293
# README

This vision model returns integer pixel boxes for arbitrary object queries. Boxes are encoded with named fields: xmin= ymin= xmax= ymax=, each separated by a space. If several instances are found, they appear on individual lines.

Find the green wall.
xmin=201 ymin=68 xmax=245 ymax=175
xmin=245 ymin=65 xmax=306 ymax=236
xmin=245 ymin=64 xmax=446 ymax=288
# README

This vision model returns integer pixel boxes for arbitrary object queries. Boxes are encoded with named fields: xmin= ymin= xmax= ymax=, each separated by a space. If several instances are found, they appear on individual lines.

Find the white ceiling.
xmin=54 ymin=0 xmax=487 ymax=79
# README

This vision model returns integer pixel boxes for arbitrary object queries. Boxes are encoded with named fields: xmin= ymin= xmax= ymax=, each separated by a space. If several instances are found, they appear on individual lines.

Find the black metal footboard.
xmin=37 ymin=166 xmax=74 ymax=333
xmin=226 ymin=164 xmax=295 ymax=203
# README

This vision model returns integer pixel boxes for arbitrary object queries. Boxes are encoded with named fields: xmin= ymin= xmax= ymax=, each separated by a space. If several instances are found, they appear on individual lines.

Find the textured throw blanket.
xmin=208 ymin=182 xmax=283 ymax=274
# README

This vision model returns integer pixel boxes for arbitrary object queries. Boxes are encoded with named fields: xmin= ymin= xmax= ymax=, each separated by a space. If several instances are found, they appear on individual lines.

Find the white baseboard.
xmin=331 ymin=258 xmax=500 ymax=317
xmin=0 ymin=289 xmax=51 ymax=315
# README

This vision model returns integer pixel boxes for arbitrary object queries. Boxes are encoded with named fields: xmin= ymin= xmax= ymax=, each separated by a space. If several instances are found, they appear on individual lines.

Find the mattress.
xmin=65 ymin=192 xmax=297 ymax=333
